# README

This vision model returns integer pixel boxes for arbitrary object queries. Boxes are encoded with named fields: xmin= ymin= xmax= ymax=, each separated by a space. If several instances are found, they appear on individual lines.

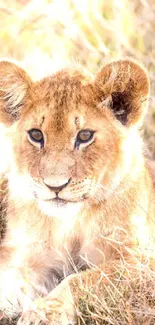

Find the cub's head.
xmin=0 ymin=59 xmax=149 ymax=218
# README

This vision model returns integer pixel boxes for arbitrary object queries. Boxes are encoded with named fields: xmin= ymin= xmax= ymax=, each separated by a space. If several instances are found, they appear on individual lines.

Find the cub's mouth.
xmin=43 ymin=197 xmax=69 ymax=207
xmin=37 ymin=196 xmax=84 ymax=218
xmin=33 ymin=180 xmax=87 ymax=217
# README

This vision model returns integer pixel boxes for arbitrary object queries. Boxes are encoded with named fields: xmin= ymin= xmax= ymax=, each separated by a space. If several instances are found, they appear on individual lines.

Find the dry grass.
xmin=0 ymin=0 xmax=155 ymax=324
xmin=77 ymin=263 xmax=155 ymax=325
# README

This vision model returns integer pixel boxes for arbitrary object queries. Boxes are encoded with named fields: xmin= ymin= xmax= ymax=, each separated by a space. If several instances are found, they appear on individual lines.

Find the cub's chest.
xmin=15 ymin=237 xmax=91 ymax=293
xmin=20 ymin=235 xmax=102 ymax=288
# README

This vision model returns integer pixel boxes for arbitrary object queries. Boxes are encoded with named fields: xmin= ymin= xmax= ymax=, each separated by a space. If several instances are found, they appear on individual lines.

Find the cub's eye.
xmin=28 ymin=129 xmax=44 ymax=146
xmin=75 ymin=129 xmax=94 ymax=148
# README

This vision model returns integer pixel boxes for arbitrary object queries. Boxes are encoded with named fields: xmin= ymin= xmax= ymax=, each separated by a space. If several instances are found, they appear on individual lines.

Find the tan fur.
xmin=0 ymin=59 xmax=154 ymax=324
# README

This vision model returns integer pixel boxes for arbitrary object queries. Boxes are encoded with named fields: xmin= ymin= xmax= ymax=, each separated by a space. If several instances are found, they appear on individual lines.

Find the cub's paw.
xmin=17 ymin=275 xmax=77 ymax=325
xmin=17 ymin=310 xmax=47 ymax=325
xmin=18 ymin=303 xmax=76 ymax=325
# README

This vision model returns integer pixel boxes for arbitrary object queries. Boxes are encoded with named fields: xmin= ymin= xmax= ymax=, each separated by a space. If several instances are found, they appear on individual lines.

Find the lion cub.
xmin=0 ymin=59 xmax=154 ymax=325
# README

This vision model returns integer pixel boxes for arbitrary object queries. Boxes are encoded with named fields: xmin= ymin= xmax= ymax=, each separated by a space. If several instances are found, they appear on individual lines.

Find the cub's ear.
xmin=94 ymin=59 xmax=150 ymax=126
xmin=0 ymin=60 xmax=32 ymax=125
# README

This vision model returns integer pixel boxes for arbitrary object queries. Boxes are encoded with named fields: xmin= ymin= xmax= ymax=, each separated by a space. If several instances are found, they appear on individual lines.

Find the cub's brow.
xmin=75 ymin=116 xmax=80 ymax=128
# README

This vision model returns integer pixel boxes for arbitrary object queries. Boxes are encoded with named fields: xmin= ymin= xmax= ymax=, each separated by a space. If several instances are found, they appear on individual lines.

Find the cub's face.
xmin=0 ymin=60 xmax=149 ymax=218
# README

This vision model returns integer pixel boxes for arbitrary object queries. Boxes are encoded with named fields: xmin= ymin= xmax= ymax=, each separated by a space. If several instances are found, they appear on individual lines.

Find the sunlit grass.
xmin=0 ymin=0 xmax=154 ymax=78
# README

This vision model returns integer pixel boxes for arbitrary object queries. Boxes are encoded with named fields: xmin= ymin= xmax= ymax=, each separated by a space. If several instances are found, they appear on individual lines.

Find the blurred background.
xmin=0 ymin=0 xmax=155 ymax=155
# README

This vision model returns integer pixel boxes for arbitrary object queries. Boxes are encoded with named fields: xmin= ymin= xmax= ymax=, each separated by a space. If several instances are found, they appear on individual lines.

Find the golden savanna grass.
xmin=0 ymin=1 xmax=155 ymax=325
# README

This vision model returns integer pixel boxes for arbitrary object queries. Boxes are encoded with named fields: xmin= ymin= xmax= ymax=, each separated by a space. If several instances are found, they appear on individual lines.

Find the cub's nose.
xmin=43 ymin=177 xmax=71 ymax=194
